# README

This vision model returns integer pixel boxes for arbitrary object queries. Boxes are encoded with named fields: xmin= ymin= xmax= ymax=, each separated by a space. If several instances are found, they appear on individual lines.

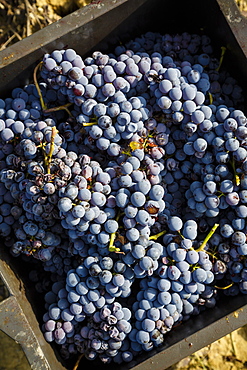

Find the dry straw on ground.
xmin=0 ymin=0 xmax=91 ymax=50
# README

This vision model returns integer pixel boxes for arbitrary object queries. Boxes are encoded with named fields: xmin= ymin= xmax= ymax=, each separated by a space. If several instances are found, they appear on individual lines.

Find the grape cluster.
xmin=1 ymin=29 xmax=247 ymax=366
xmin=42 ymin=257 xmax=134 ymax=364
xmin=129 ymin=222 xmax=218 ymax=351
xmin=73 ymin=302 xmax=133 ymax=364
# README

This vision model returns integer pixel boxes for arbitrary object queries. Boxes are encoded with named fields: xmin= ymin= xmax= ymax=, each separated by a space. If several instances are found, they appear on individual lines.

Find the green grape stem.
xmin=149 ymin=229 xmax=166 ymax=240
xmin=108 ymin=212 xmax=124 ymax=253
xmin=230 ymin=158 xmax=240 ymax=186
xmin=45 ymin=127 xmax=58 ymax=175
xmin=73 ymin=353 xmax=84 ymax=370
xmin=34 ymin=61 xmax=73 ymax=117
xmin=81 ymin=116 xmax=98 ymax=127
xmin=214 ymin=282 xmax=234 ymax=290
xmin=33 ymin=61 xmax=47 ymax=111
xmin=82 ymin=117 xmax=98 ymax=127
xmin=196 ymin=223 xmax=219 ymax=252
xmin=208 ymin=91 xmax=213 ymax=105
xmin=108 ymin=232 xmax=118 ymax=252
xmin=216 ymin=46 xmax=226 ymax=72
xmin=43 ymin=103 xmax=73 ymax=116
xmin=177 ymin=230 xmax=185 ymax=239
xmin=121 ymin=150 xmax=132 ymax=157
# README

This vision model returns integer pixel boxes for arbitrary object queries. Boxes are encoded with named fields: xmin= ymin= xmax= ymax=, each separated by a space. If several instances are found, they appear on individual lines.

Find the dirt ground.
xmin=169 ymin=327 xmax=247 ymax=370
xmin=1 ymin=0 xmax=247 ymax=369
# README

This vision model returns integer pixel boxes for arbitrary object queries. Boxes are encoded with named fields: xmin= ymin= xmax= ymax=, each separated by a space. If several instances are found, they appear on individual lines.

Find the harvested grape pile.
xmin=1 ymin=28 xmax=247 ymax=370
xmin=2 ymin=0 xmax=247 ymax=369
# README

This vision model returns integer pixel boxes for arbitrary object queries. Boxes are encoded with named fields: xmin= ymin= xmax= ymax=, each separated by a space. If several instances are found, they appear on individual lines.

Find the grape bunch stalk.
xmin=0 ymin=30 xmax=247 ymax=367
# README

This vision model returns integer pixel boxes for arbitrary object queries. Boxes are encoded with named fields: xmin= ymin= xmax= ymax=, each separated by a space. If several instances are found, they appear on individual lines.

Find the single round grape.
xmin=168 ymin=216 xmax=183 ymax=232
xmin=136 ymin=330 xmax=150 ymax=345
